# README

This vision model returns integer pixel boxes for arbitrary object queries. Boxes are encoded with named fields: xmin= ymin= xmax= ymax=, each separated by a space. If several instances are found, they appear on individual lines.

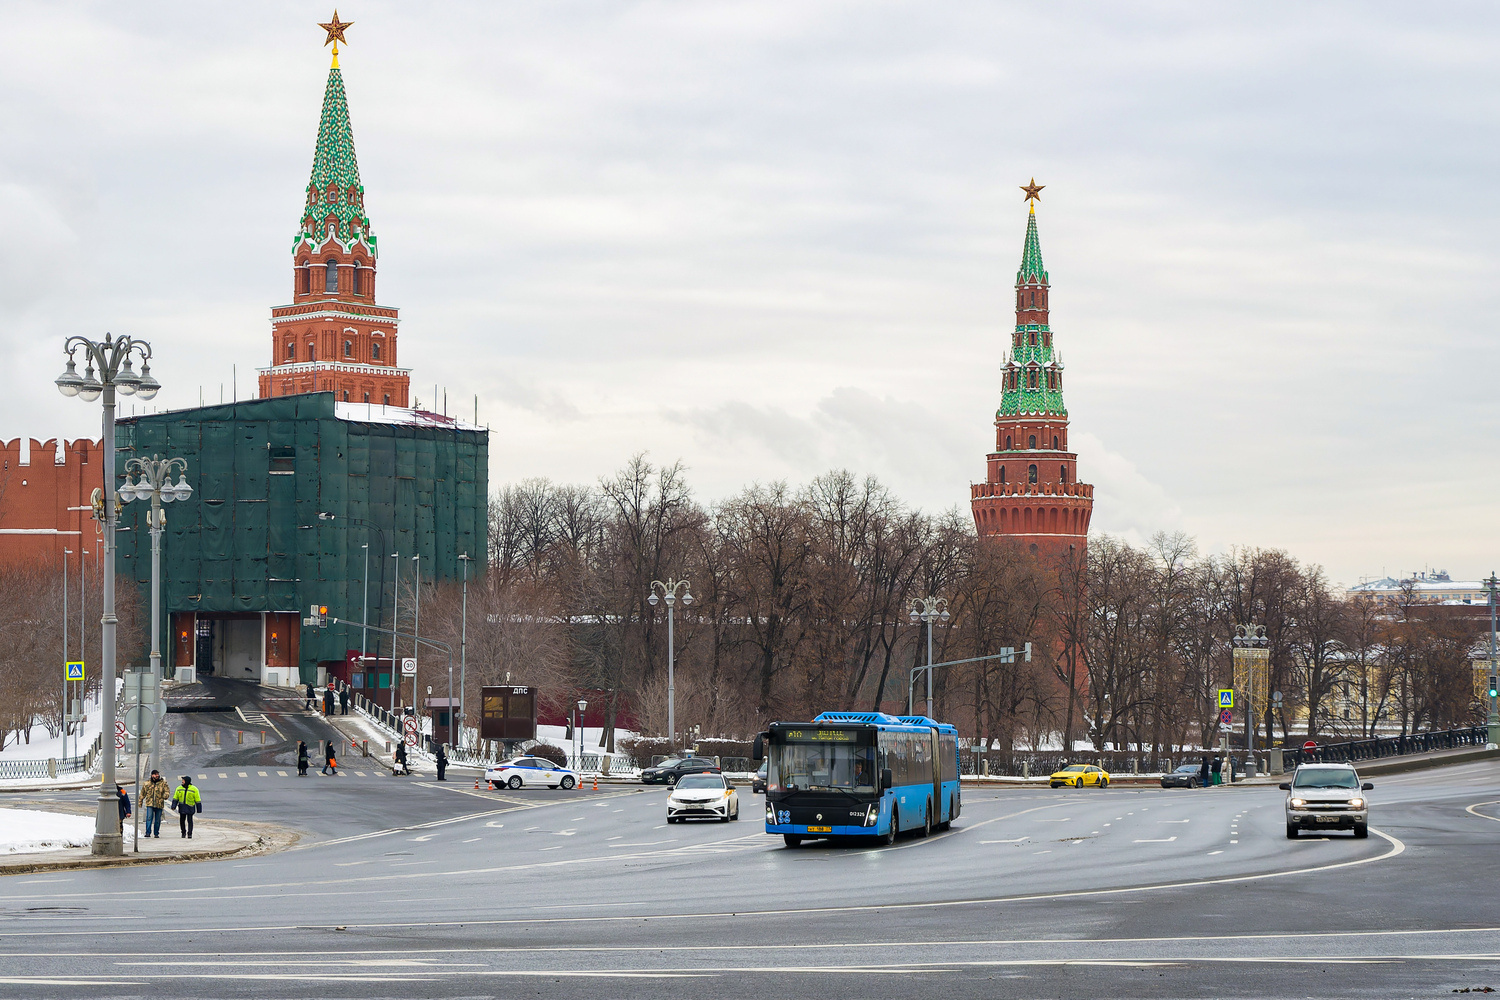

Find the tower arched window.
xmin=306 ymin=343 xmax=315 ymax=361
xmin=999 ymin=468 xmax=1006 ymax=483
xmin=344 ymin=340 xmax=352 ymax=357
xmin=1053 ymin=435 xmax=1059 ymax=449
xmin=1029 ymin=332 xmax=1037 ymax=346
xmin=363 ymin=392 xmax=370 ymax=403
xmin=351 ymin=262 xmax=363 ymax=295
xmin=1028 ymin=464 xmax=1038 ymax=484
xmin=286 ymin=341 xmax=295 ymax=360
xmin=325 ymin=259 xmax=338 ymax=293
xmin=1060 ymin=465 xmax=1068 ymax=483
xmin=297 ymin=261 xmax=310 ymax=295
xmin=371 ymin=342 xmax=380 ymax=360
xmin=1028 ymin=434 xmax=1037 ymax=449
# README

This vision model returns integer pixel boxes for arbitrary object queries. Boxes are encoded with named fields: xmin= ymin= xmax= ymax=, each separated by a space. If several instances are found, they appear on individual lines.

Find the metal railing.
xmin=965 ymin=750 xmax=1176 ymax=778
xmin=1279 ymin=726 xmax=1489 ymax=769
xmin=0 ymin=734 xmax=103 ymax=781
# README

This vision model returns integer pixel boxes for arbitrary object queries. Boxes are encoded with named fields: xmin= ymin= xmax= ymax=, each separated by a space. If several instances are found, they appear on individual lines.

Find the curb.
xmin=0 ymin=819 xmax=297 ymax=876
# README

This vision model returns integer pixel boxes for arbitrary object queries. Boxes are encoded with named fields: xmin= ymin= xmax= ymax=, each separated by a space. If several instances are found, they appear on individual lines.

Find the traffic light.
xmin=1489 ymin=675 xmax=1497 ymax=699
xmin=307 ymin=604 xmax=329 ymax=628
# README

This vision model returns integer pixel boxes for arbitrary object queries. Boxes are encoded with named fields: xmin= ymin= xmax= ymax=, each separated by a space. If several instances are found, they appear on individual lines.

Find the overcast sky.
xmin=1 ymin=2 xmax=1496 ymax=588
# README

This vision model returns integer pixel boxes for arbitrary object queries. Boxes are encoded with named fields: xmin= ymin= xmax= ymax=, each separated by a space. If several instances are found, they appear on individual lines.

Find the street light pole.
xmin=412 ymin=554 xmax=422 ymax=718
xmin=389 ymin=551 xmax=400 ymax=710
xmin=648 ymin=578 xmax=692 ymax=746
xmin=119 ymin=454 xmax=192 ymax=778
xmin=360 ymin=543 xmax=369 ymax=665
xmin=54 ymin=333 xmax=160 ymax=857
xmin=908 ymin=596 xmax=949 ymax=719
xmin=1232 ymin=623 xmax=1269 ymax=774
xmin=1486 ymin=573 xmax=1499 ymax=747
xmin=62 ymin=547 xmax=70 ymax=763
xmin=458 ymin=552 xmax=471 ymax=750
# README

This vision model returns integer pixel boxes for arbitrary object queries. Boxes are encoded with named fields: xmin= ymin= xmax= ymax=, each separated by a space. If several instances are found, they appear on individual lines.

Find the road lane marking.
xmin=1465 ymin=800 xmax=1500 ymax=823
xmin=461 ymin=838 xmax=481 ymax=843
xmin=980 ymin=838 xmax=1026 ymax=844
xmin=1207 ymin=850 xmax=1223 ymax=855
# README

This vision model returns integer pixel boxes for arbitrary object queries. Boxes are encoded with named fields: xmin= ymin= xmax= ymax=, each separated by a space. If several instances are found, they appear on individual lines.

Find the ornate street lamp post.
xmin=648 ymin=578 xmax=692 ymax=745
xmin=119 ymin=455 xmax=192 ymax=777
xmin=908 ymin=596 xmax=949 ymax=719
xmin=55 ymin=333 xmax=159 ymax=856
xmin=1232 ymin=623 xmax=1269 ymax=775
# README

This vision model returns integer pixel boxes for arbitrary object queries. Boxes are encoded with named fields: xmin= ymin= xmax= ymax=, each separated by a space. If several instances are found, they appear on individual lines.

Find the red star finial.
xmin=319 ymin=11 xmax=353 ymax=50
xmin=1021 ymin=178 xmax=1045 ymax=203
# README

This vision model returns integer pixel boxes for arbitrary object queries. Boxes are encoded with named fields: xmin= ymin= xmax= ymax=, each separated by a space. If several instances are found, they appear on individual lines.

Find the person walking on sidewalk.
xmin=305 ymin=682 xmax=315 ymax=711
xmin=116 ymin=784 xmax=131 ymax=835
xmin=172 ymin=776 xmax=201 ymax=839
xmin=322 ymin=741 xmax=338 ymax=775
xmin=435 ymin=743 xmax=448 ymax=782
xmin=296 ymin=741 xmax=310 ymax=776
xmin=140 ymin=770 xmax=170 ymax=838
xmin=394 ymin=740 xmax=409 ymax=776
xmin=339 ymin=684 xmax=350 ymax=716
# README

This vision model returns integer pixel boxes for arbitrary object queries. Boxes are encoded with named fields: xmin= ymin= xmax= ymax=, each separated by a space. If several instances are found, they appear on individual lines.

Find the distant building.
xmin=257 ymin=45 xmax=410 ymax=408
xmin=1347 ymin=570 xmax=1494 ymax=606
xmin=116 ymin=393 xmax=487 ymax=687
xmin=970 ymin=188 xmax=1093 ymax=560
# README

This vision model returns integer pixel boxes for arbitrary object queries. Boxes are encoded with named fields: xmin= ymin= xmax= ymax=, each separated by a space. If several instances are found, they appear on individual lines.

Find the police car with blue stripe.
xmin=485 ymin=756 xmax=579 ymax=790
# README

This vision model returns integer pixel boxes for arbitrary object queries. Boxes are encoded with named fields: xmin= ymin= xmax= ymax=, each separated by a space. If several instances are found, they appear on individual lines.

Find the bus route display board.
xmin=480 ymin=686 xmax=537 ymax=742
xmin=780 ymin=728 xmax=860 ymax=743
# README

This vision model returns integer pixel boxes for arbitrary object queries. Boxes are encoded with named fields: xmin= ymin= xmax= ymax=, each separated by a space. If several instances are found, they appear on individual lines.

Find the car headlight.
xmin=1289 ymin=797 xmax=1307 ymax=809
xmin=1348 ymin=798 xmax=1365 ymax=810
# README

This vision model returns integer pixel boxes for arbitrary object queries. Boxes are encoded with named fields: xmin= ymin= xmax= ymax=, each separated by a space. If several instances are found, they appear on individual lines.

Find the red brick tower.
xmin=970 ymin=183 xmax=1093 ymax=559
xmin=258 ymin=39 xmax=410 ymax=407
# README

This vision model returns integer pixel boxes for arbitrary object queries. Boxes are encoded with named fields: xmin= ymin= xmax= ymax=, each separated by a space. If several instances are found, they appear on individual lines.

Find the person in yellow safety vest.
xmin=172 ymin=776 xmax=202 ymax=839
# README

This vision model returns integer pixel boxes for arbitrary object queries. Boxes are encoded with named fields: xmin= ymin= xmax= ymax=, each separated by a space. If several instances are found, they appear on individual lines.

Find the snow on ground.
xmin=0 ymin=693 xmax=104 ymax=764
xmin=0 ymin=808 xmax=133 ymax=854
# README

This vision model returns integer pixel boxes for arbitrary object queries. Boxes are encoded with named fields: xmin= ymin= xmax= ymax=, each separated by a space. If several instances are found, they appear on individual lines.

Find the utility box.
xmin=480 ymin=685 xmax=537 ymax=743
xmin=1268 ymin=748 xmax=1284 ymax=775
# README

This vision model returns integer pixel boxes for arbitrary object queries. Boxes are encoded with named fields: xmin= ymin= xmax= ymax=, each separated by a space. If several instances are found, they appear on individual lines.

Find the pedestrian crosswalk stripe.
xmin=218 ymin=773 xmax=227 ymax=778
xmin=238 ymin=772 xmax=248 ymax=777
xmin=277 ymin=770 xmax=287 ymax=776
xmin=354 ymin=771 xmax=366 ymax=777
xmin=257 ymin=771 xmax=267 ymax=776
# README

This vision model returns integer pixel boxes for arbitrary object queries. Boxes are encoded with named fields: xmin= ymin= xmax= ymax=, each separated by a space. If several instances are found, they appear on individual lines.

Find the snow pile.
xmin=0 ymin=808 xmax=133 ymax=855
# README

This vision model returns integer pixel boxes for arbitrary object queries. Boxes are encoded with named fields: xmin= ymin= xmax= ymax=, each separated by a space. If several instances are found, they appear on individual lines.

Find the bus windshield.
xmin=770 ymin=741 xmax=876 ymax=793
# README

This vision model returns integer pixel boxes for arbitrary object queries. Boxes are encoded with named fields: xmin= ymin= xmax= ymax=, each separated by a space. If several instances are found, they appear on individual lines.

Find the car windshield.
xmin=1293 ymin=769 xmax=1359 ymax=789
xmin=1060 ymin=765 xmax=1085 ymax=773
xmin=675 ymin=775 xmax=725 ymax=790
xmin=653 ymin=759 xmax=685 ymax=769
xmin=1176 ymin=765 xmax=1199 ymax=773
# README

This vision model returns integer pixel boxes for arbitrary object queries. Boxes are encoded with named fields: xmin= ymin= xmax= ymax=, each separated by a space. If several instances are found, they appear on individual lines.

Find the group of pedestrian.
xmin=305 ymin=681 xmax=351 ymax=716
xmin=117 ymin=772 xmax=203 ymax=840
xmin=295 ymin=740 xmax=340 ymax=776
xmin=1197 ymin=754 xmax=1236 ymax=786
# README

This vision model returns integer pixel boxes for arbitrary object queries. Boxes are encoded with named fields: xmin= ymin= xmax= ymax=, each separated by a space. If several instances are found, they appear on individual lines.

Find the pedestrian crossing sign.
xmin=1218 ymin=689 xmax=1233 ymax=709
xmin=65 ymin=661 xmax=84 ymax=681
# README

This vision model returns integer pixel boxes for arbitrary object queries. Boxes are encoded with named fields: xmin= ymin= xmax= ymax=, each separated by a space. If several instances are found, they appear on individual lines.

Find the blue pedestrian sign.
xmin=65 ymin=661 xmax=84 ymax=681
xmin=1218 ymin=688 xmax=1234 ymax=709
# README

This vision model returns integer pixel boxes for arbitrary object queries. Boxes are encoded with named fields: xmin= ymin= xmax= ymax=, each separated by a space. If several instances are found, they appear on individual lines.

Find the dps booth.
xmin=480 ymin=685 xmax=537 ymax=755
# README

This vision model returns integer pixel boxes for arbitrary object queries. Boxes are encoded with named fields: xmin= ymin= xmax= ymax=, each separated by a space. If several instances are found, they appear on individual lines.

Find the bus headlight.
xmin=864 ymin=804 xmax=879 ymax=826
xmin=766 ymin=803 xmax=776 ymax=824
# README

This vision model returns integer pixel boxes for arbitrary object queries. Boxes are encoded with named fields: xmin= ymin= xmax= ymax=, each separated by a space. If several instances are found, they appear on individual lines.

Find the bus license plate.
xmin=807 ymin=825 xmax=832 ymax=833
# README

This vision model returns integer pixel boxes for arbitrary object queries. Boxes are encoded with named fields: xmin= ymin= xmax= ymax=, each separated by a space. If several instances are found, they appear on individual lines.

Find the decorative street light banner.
xmin=1232 ymin=647 xmax=1270 ymax=712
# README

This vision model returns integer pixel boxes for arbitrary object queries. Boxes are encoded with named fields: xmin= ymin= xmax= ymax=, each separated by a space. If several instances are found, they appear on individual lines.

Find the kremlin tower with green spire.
xmin=970 ymin=183 xmax=1093 ymax=559
xmin=258 ymin=24 xmax=410 ymax=408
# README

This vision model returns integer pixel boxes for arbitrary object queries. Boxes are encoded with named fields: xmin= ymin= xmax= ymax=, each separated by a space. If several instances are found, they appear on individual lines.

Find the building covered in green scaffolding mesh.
xmin=115 ymin=392 xmax=487 ymax=688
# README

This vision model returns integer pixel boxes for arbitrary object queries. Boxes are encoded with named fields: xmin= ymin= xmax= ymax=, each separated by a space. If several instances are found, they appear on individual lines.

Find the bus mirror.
xmin=752 ymin=733 xmax=765 ymax=762
xmin=880 ymin=768 xmax=893 ymax=791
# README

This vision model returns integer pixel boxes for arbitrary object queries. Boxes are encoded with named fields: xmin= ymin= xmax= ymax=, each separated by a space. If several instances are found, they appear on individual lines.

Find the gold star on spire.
xmin=319 ymin=10 xmax=353 ymax=66
xmin=1021 ymin=178 xmax=1045 ymax=204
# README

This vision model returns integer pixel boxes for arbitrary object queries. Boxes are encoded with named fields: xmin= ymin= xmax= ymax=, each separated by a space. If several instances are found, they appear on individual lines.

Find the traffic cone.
xmin=592 ymin=776 xmax=598 ymax=792
xmin=474 ymin=778 xmax=480 ymax=790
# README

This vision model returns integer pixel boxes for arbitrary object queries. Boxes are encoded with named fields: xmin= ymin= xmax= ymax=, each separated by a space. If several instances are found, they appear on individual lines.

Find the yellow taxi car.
xmin=1049 ymin=763 xmax=1110 ymax=788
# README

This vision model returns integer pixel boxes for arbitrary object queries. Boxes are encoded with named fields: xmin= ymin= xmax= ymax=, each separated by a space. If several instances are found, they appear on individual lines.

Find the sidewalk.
xmin=0 ymin=810 xmax=294 ymax=875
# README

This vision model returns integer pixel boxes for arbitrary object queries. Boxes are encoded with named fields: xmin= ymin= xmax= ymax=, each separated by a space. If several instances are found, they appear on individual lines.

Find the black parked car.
xmin=641 ymin=756 xmax=721 ymax=785
xmin=1161 ymin=763 xmax=1204 ymax=788
xmin=752 ymin=760 xmax=767 ymax=794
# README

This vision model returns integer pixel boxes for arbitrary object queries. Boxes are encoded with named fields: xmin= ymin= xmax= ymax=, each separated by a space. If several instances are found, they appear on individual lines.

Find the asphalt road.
xmin=1 ymin=690 xmax=1496 ymax=999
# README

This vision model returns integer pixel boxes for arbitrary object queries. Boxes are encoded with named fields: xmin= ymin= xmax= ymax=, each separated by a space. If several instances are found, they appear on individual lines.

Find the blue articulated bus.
xmin=752 ymin=712 xmax=960 ymax=847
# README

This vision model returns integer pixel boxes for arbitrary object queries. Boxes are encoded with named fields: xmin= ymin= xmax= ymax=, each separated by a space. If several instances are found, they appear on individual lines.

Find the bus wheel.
xmin=783 ymin=835 xmax=802 ymax=848
xmin=883 ymin=808 xmax=898 ymax=846
xmin=919 ymin=803 xmax=932 ymax=838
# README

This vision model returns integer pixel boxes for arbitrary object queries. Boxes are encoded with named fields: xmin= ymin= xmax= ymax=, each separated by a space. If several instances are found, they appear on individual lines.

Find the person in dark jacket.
xmin=338 ymin=685 xmax=350 ymax=715
xmin=1210 ymin=756 xmax=1223 ymax=785
xmin=322 ymin=741 xmax=338 ymax=775
xmin=305 ymin=682 xmax=315 ymax=711
xmin=116 ymin=785 xmax=131 ymax=833
xmin=435 ymin=743 xmax=448 ymax=781
xmin=322 ymin=688 xmax=335 ymax=716
xmin=394 ymin=740 xmax=409 ymax=775
xmin=296 ymin=741 xmax=310 ymax=776
xmin=1199 ymin=755 xmax=1211 ymax=788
